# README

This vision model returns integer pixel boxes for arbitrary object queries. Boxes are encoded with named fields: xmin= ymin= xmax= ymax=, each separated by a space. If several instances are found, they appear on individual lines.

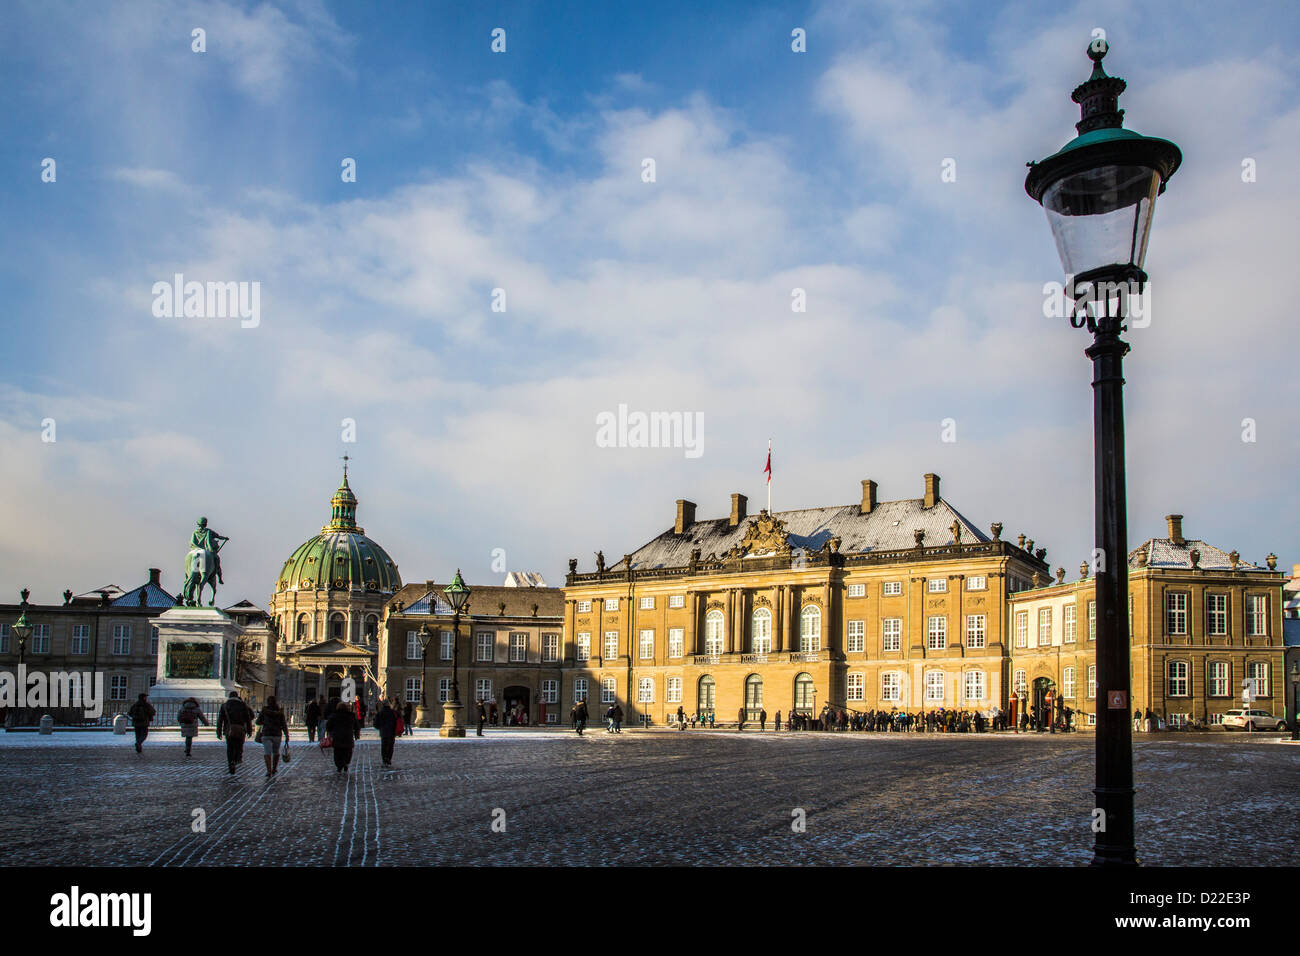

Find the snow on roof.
xmin=1129 ymin=538 xmax=1260 ymax=571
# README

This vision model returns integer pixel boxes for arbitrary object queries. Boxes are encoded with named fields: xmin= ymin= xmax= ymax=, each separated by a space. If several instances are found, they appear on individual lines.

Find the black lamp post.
xmin=443 ymin=569 xmax=471 ymax=706
xmin=418 ymin=623 xmax=433 ymax=710
xmin=11 ymin=595 xmax=33 ymax=727
xmin=1290 ymin=662 xmax=1299 ymax=742
xmin=1026 ymin=38 xmax=1181 ymax=867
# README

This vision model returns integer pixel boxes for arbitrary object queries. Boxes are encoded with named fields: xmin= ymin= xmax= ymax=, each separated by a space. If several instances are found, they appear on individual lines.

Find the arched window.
xmin=296 ymin=614 xmax=310 ymax=642
xmin=751 ymin=607 xmax=772 ymax=655
xmin=745 ymin=674 xmax=764 ymax=716
xmin=794 ymin=672 xmax=816 ymax=712
xmin=329 ymin=613 xmax=345 ymax=641
xmin=800 ymin=606 xmax=821 ymax=652
xmin=364 ymin=615 xmax=378 ymax=642
xmin=697 ymin=675 xmax=716 ymax=713
xmin=704 ymin=610 xmax=725 ymax=656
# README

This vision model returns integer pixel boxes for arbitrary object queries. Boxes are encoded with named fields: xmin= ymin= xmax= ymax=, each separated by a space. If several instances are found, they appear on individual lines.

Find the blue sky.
xmin=1 ymin=0 xmax=1297 ymax=602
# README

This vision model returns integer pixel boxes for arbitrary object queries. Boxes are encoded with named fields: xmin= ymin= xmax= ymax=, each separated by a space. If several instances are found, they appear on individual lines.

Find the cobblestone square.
xmin=0 ymin=730 xmax=1294 ymax=867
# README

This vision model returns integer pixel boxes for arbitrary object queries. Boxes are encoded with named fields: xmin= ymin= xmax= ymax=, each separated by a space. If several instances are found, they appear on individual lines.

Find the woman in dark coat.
xmin=256 ymin=696 xmax=290 ymax=776
xmin=325 ymin=702 xmax=359 ymax=773
xmin=373 ymin=700 xmax=398 ymax=767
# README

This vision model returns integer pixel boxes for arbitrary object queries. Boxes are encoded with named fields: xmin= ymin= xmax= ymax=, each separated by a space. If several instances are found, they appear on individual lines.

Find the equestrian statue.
xmin=181 ymin=517 xmax=228 ymax=607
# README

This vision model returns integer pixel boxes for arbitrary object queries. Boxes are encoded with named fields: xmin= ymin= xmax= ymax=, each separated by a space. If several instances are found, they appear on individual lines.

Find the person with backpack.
xmin=304 ymin=697 xmax=321 ymax=743
xmin=127 ymin=692 xmax=155 ymax=754
xmin=325 ymin=700 xmax=359 ymax=773
xmin=177 ymin=697 xmax=207 ymax=757
xmin=373 ymin=699 xmax=398 ymax=767
xmin=217 ymin=691 xmax=253 ymax=774
xmin=256 ymin=696 xmax=289 ymax=776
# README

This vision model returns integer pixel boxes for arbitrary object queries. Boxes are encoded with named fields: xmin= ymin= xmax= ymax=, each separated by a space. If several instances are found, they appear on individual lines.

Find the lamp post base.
xmin=440 ymin=701 xmax=466 ymax=738
xmin=415 ymin=704 xmax=435 ymax=728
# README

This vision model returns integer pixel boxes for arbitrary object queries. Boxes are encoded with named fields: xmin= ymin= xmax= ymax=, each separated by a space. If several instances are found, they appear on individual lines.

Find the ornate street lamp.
xmin=418 ymin=623 xmax=433 ymax=716
xmin=11 ymin=592 xmax=33 ymax=727
xmin=1026 ymin=38 xmax=1181 ymax=867
xmin=1290 ymin=662 xmax=1299 ymax=742
xmin=440 ymin=569 xmax=471 ymax=738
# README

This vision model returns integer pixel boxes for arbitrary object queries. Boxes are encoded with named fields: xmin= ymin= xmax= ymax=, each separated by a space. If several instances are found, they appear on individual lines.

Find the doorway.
xmin=1032 ymin=677 xmax=1053 ymax=730
xmin=503 ymin=685 xmax=531 ymax=726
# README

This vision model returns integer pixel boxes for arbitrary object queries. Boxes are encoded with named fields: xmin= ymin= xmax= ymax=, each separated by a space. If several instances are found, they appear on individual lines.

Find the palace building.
xmin=1006 ymin=515 xmax=1286 ymax=728
xmin=561 ymin=474 xmax=1050 ymax=726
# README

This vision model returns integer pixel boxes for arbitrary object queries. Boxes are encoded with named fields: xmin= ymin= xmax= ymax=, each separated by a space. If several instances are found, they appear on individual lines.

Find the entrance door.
xmin=503 ymin=685 xmax=531 ymax=726
xmin=1032 ymin=677 xmax=1052 ymax=729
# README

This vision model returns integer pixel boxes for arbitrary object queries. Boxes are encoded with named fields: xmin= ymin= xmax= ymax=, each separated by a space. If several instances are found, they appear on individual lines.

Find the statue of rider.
xmin=190 ymin=516 xmax=228 ymax=584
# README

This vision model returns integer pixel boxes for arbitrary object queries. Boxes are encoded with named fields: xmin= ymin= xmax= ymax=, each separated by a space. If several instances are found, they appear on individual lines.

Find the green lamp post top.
xmin=1026 ymin=38 xmax=1181 ymax=202
xmin=443 ymin=569 xmax=470 ymax=612
xmin=12 ymin=607 xmax=32 ymax=637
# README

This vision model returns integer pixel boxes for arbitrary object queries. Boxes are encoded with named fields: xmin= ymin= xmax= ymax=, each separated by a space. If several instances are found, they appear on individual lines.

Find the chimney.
xmin=860 ymin=479 xmax=878 ymax=514
xmin=729 ymin=493 xmax=748 ymax=527
xmin=148 ymin=568 xmax=161 ymax=587
xmin=675 ymin=499 xmax=697 ymax=534
xmin=1165 ymin=514 xmax=1185 ymax=545
xmin=924 ymin=473 xmax=941 ymax=509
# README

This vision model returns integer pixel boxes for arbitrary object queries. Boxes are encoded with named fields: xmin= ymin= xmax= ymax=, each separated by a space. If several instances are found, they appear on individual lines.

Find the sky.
xmin=1 ymin=0 xmax=1297 ymax=605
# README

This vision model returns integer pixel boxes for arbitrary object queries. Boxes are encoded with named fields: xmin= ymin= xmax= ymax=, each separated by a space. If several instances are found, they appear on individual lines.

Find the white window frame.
xmin=1037 ymin=607 xmax=1052 ymax=646
xmin=881 ymin=673 xmax=901 ymax=702
xmin=847 ymin=620 xmax=865 ymax=653
xmin=475 ymin=678 xmax=492 ymax=702
xmin=109 ymin=675 xmax=128 ymax=701
xmin=704 ymin=610 xmax=725 ymax=656
xmin=541 ymin=680 xmax=558 ymax=704
xmin=639 ymin=595 xmax=655 ymax=610
xmin=601 ymin=677 xmax=616 ymax=704
xmin=669 ymin=594 xmax=685 ymax=609
xmin=927 ymin=578 xmax=948 ymax=593
xmin=577 ymin=600 xmax=591 ymax=614
xmin=438 ymin=678 xmax=451 ymax=703
xmin=925 ymin=670 xmax=945 ymax=702
xmin=476 ymin=631 xmax=494 ymax=662
xmin=406 ymin=630 xmax=423 ymax=661
xmin=1086 ymin=665 xmax=1097 ymax=699
xmin=967 ymin=575 xmax=987 ymax=591
xmin=882 ymin=618 xmax=901 ymax=652
xmin=639 ymin=629 xmax=654 ymax=660
xmin=847 ymin=583 xmax=866 ymax=598
xmin=1088 ymin=600 xmax=1097 ymax=641
xmin=883 ymin=581 xmax=902 ymax=596
xmin=1246 ymin=595 xmax=1268 ymax=636
xmin=1166 ymin=592 xmax=1188 ymax=636
xmin=112 ymin=624 xmax=131 ymax=655
xmin=576 ymin=633 xmax=590 ymax=662
xmin=1062 ymin=666 xmax=1076 ymax=699
xmin=667 ymin=677 xmax=682 ymax=703
xmin=543 ymin=632 xmax=559 ymax=663
xmin=604 ymin=631 xmax=619 ymax=660
xmin=963 ymin=670 xmax=986 ymax=701
xmin=440 ymin=630 xmax=454 ymax=661
xmin=405 ymin=677 xmax=422 ymax=702
xmin=965 ymin=614 xmax=985 ymax=649
xmin=604 ymin=598 xmax=619 ymax=612
xmin=1209 ymin=661 xmax=1229 ymax=697
xmin=800 ymin=606 xmax=822 ymax=653
xmin=927 ymin=616 xmax=946 ymax=651
xmin=848 ymin=673 xmax=864 ymax=701
xmin=751 ymin=608 xmax=772 ymax=655
xmin=638 ymin=678 xmax=654 ymax=703
xmin=1064 ymin=605 xmax=1077 ymax=643
xmin=1167 ymin=660 xmax=1190 ymax=697
xmin=1207 ymin=593 xmax=1228 ymax=636
xmin=1248 ymin=661 xmax=1268 ymax=697
xmin=1015 ymin=611 xmax=1028 ymax=648
xmin=668 ymin=627 xmax=684 ymax=659
xmin=509 ymin=632 xmax=528 ymax=663
xmin=1015 ymin=669 xmax=1028 ymax=696
xmin=71 ymin=624 xmax=91 ymax=655
xmin=574 ymin=678 xmax=588 ymax=703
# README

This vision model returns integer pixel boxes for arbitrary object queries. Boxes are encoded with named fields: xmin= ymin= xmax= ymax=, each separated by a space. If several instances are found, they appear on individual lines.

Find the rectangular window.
xmin=601 ymin=677 xmax=617 ymax=704
xmin=509 ymin=632 xmax=527 ymax=662
xmin=848 ymin=673 xmax=864 ymax=701
xmin=439 ymin=630 xmax=453 ymax=661
xmin=1086 ymin=665 xmax=1097 ymax=699
xmin=150 ymin=626 xmax=159 ymax=655
xmin=577 ymin=600 xmax=591 ymax=614
xmin=925 ymin=671 xmax=945 ymax=701
xmin=1209 ymin=661 xmax=1229 ymax=697
xmin=1064 ymin=605 xmax=1077 ymax=644
xmin=667 ymin=677 xmax=682 ymax=703
xmin=1248 ymin=661 xmax=1268 ymax=697
xmin=927 ymin=616 xmax=946 ymax=650
xmin=1246 ymin=595 xmax=1268 ymax=636
xmin=882 ymin=618 xmax=901 ymax=652
xmin=604 ymin=631 xmax=619 ymax=660
xmin=967 ymin=575 xmax=986 ymax=591
xmin=669 ymin=594 xmax=685 ymax=609
xmin=847 ymin=583 xmax=866 ymax=598
xmin=668 ymin=627 xmax=684 ymax=659
xmin=1088 ymin=601 xmax=1096 ymax=641
xmin=639 ymin=629 xmax=654 ymax=659
xmin=405 ymin=677 xmax=422 ymax=702
xmin=604 ymin=598 xmax=619 ymax=612
xmin=1037 ymin=608 xmax=1052 ymax=646
xmin=638 ymin=678 xmax=654 ymax=703
xmin=883 ymin=581 xmax=902 ymax=596
xmin=1087 ymin=713 xmax=1097 ymax=727
xmin=576 ymin=633 xmax=590 ymax=662
xmin=1015 ymin=670 xmax=1027 ymax=696
xmin=71 ymin=625 xmax=91 ymax=655
xmin=847 ymin=620 xmax=865 ymax=653
xmin=1167 ymin=660 xmax=1189 ymax=697
xmin=639 ymin=595 xmax=655 ymax=610
xmin=109 ymin=675 xmax=127 ymax=700
xmin=1063 ymin=666 xmax=1076 ymax=699
xmin=541 ymin=680 xmax=558 ymax=704
xmin=1166 ymin=592 xmax=1188 ymax=635
xmin=111 ymin=624 xmax=131 ymax=655
xmin=543 ymin=633 xmax=559 ymax=662
xmin=964 ymin=670 xmax=986 ymax=701
xmin=0 ymin=623 xmax=9 ymax=653
xmin=1015 ymin=611 xmax=1028 ymax=648
xmin=475 ymin=679 xmax=492 ymax=702
xmin=928 ymin=578 xmax=948 ymax=593
xmin=965 ymin=615 xmax=985 ymax=649
xmin=1207 ymin=594 xmax=1228 ymax=636
xmin=881 ymin=673 xmax=901 ymax=702
xmin=476 ymin=632 xmax=494 ymax=662
xmin=438 ymin=678 xmax=451 ymax=703
xmin=406 ymin=630 xmax=423 ymax=661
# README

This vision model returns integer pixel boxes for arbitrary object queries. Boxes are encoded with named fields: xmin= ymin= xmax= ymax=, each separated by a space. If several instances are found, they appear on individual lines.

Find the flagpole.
xmin=767 ymin=439 xmax=772 ymax=514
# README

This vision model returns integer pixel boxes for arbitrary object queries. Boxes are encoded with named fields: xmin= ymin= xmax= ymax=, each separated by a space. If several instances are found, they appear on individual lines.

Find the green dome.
xmin=275 ymin=473 xmax=401 ymax=595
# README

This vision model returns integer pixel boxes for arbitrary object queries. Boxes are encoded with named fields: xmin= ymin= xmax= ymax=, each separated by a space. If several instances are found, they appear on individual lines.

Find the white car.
xmin=1221 ymin=709 xmax=1287 ymax=731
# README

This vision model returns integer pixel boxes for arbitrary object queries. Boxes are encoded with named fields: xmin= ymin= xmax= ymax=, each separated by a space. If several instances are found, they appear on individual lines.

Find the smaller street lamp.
xmin=11 ymin=595 xmax=33 ymax=727
xmin=440 ymin=570 xmax=471 ymax=738
xmin=418 ymin=623 xmax=433 ymax=719
xmin=1290 ymin=662 xmax=1299 ymax=742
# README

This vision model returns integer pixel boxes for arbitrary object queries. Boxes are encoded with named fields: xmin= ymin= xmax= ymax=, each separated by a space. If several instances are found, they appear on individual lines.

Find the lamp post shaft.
xmin=1087 ymin=323 xmax=1137 ymax=866
xmin=450 ymin=609 xmax=461 ymax=705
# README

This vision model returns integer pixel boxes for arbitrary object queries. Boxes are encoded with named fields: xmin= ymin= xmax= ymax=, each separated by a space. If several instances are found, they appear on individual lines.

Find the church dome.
xmin=275 ymin=471 xmax=402 ymax=595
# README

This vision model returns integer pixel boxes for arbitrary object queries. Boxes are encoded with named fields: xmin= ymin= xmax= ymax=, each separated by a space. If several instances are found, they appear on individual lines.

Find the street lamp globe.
xmin=443 ymin=569 xmax=471 ymax=612
xmin=1025 ymin=38 xmax=1181 ymax=292
xmin=11 ymin=609 xmax=33 ymax=646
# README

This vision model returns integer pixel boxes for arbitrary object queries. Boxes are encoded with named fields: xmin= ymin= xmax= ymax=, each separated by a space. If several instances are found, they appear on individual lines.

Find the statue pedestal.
xmin=148 ymin=607 xmax=243 ymax=705
xmin=440 ymin=701 xmax=466 ymax=738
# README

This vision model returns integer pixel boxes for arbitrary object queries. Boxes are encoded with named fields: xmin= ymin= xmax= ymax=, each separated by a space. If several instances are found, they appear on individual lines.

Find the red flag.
xmin=764 ymin=442 xmax=771 ymax=483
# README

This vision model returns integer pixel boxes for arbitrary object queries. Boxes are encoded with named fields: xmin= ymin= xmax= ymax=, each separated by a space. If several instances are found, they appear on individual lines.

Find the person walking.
xmin=373 ymin=699 xmax=398 ymax=767
xmin=325 ymin=699 xmax=359 ymax=773
xmin=127 ymin=692 xmax=155 ymax=754
xmin=759 ymin=707 xmax=767 ymax=732
xmin=612 ymin=703 xmax=623 ymax=734
xmin=476 ymin=699 xmax=487 ymax=737
xmin=403 ymin=700 xmax=414 ymax=735
xmin=304 ymin=697 xmax=321 ymax=743
xmin=774 ymin=710 xmax=781 ymax=732
xmin=572 ymin=698 xmax=588 ymax=736
xmin=675 ymin=705 xmax=686 ymax=730
xmin=217 ymin=691 xmax=253 ymax=774
xmin=737 ymin=706 xmax=746 ymax=732
xmin=177 ymin=696 xmax=207 ymax=757
xmin=256 ymin=696 xmax=289 ymax=776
